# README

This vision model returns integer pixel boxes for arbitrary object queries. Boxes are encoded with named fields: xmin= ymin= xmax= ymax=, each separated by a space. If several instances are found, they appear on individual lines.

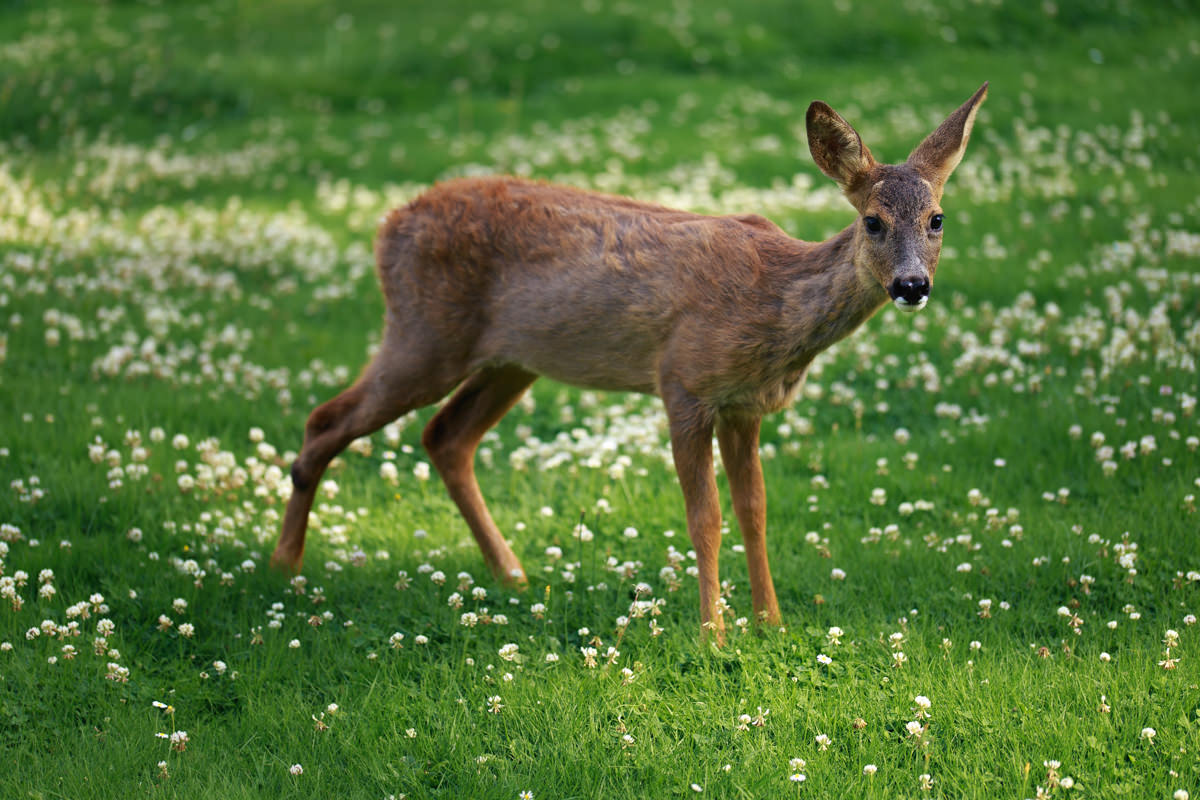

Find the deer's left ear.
xmin=907 ymin=82 xmax=988 ymax=192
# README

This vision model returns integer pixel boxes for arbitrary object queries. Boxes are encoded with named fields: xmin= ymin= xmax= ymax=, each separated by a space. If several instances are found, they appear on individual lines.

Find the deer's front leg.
xmin=662 ymin=380 xmax=725 ymax=645
xmin=717 ymin=412 xmax=781 ymax=626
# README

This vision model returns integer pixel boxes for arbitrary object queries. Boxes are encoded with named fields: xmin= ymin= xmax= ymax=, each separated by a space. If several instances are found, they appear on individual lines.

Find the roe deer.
xmin=272 ymin=83 xmax=988 ymax=642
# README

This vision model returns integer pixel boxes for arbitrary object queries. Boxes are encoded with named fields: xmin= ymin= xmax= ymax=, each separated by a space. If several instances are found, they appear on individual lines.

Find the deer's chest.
xmin=713 ymin=364 xmax=809 ymax=417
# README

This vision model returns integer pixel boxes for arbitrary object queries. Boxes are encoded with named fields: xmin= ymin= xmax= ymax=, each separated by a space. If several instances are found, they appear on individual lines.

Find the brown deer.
xmin=272 ymin=83 xmax=988 ymax=642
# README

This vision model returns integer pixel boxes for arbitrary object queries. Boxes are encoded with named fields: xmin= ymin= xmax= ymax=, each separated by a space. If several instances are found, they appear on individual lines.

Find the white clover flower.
xmin=863 ymin=764 xmax=877 ymax=776
xmin=289 ymin=764 xmax=303 ymax=776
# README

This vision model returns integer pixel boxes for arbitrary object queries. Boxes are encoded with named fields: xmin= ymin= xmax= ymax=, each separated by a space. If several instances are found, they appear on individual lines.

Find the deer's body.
xmin=273 ymin=85 xmax=988 ymax=642
xmin=377 ymin=177 xmax=878 ymax=415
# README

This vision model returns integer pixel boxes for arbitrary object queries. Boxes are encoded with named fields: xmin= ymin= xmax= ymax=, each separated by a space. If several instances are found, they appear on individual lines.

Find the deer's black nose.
xmin=891 ymin=276 xmax=929 ymax=303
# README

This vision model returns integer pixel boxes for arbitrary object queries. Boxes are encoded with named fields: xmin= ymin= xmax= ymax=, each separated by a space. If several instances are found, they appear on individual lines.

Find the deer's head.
xmin=806 ymin=83 xmax=988 ymax=312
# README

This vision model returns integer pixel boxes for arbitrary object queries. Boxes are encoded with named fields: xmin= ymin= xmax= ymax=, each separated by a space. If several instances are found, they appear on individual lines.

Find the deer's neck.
xmin=779 ymin=225 xmax=889 ymax=364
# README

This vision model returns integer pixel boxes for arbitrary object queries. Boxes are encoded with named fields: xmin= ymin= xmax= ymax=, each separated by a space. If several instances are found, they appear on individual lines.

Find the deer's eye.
xmin=863 ymin=216 xmax=883 ymax=235
xmin=930 ymin=214 xmax=944 ymax=231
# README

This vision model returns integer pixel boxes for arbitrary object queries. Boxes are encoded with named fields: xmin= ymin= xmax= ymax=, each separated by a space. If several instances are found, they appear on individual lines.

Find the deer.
xmin=271 ymin=83 xmax=988 ymax=643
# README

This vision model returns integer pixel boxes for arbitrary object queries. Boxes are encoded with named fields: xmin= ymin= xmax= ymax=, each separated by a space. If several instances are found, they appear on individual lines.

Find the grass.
xmin=2 ymin=0 xmax=1200 ymax=797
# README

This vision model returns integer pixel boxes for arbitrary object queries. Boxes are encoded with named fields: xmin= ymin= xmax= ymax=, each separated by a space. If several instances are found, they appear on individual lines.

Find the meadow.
xmin=1 ymin=0 xmax=1199 ymax=797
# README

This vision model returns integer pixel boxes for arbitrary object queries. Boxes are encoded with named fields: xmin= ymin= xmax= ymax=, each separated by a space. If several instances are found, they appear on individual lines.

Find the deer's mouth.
xmin=892 ymin=295 xmax=928 ymax=313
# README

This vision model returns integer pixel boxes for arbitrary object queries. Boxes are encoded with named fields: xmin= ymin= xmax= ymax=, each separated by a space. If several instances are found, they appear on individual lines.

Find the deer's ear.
xmin=806 ymin=101 xmax=876 ymax=194
xmin=907 ymin=82 xmax=988 ymax=192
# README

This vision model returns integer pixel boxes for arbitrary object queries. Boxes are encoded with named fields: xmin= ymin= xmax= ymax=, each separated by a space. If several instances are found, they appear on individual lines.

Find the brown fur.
xmin=271 ymin=84 xmax=989 ymax=643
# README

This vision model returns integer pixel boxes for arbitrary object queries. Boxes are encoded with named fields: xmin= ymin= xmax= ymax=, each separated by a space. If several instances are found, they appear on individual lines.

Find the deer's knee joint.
xmin=734 ymin=495 xmax=766 ymax=524
xmin=420 ymin=423 xmax=445 ymax=463
xmin=306 ymin=386 xmax=366 ymax=438
xmin=421 ymin=418 xmax=465 ymax=469
xmin=290 ymin=460 xmax=312 ymax=493
xmin=305 ymin=406 xmax=336 ymax=438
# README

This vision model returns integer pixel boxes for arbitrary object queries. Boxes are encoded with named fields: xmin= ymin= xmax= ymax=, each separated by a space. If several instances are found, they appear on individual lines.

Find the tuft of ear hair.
xmin=907 ymin=82 xmax=989 ymax=192
xmin=805 ymin=101 xmax=877 ymax=195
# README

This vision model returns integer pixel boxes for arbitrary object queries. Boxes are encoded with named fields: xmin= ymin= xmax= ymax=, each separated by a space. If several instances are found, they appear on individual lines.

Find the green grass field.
xmin=2 ymin=0 xmax=1199 ymax=797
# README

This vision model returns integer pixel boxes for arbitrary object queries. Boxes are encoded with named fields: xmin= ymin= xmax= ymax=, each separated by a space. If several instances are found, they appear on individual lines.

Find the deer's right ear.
xmin=806 ymin=101 xmax=876 ymax=194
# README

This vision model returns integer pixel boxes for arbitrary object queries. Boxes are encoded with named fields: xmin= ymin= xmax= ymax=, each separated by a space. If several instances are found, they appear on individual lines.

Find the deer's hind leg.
xmin=272 ymin=332 xmax=466 ymax=572
xmin=421 ymin=365 xmax=538 ymax=586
